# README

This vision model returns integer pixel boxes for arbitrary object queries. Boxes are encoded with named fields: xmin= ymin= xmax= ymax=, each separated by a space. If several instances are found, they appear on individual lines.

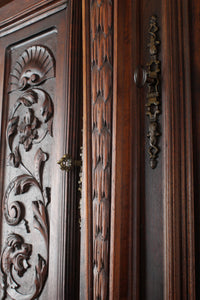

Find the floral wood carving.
xmin=7 ymin=88 xmax=53 ymax=160
xmin=91 ymin=0 xmax=113 ymax=299
xmin=1 ymin=45 xmax=55 ymax=299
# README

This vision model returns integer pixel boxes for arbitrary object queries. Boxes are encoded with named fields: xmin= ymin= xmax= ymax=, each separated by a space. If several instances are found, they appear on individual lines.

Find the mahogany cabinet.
xmin=0 ymin=0 xmax=200 ymax=299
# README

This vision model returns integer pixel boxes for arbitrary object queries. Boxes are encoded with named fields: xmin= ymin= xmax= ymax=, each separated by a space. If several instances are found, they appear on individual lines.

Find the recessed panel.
xmin=0 ymin=29 xmax=57 ymax=300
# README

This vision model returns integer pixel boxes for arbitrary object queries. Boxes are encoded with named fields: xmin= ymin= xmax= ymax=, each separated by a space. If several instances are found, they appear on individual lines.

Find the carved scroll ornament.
xmin=1 ymin=45 xmax=55 ymax=299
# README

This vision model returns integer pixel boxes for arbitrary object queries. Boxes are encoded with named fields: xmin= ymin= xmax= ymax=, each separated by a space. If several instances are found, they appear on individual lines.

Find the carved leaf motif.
xmin=3 ymin=175 xmax=39 ymax=226
xmin=17 ymin=89 xmax=38 ymax=107
xmin=47 ymin=118 xmax=53 ymax=137
xmin=18 ymin=109 xmax=39 ymax=152
xmin=34 ymin=254 xmax=48 ymax=298
xmin=32 ymin=201 xmax=48 ymax=244
xmin=4 ymin=201 xmax=23 ymax=226
xmin=7 ymin=116 xmax=19 ymax=150
xmin=34 ymin=148 xmax=48 ymax=186
xmin=10 ymin=89 xmax=38 ymax=125
xmin=40 ymin=92 xmax=53 ymax=123
xmin=8 ymin=146 xmax=21 ymax=168
xmin=43 ymin=188 xmax=51 ymax=207
xmin=14 ymin=174 xmax=40 ymax=195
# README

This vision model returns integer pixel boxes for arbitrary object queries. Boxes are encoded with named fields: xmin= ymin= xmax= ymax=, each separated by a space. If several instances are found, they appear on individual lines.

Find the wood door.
xmin=81 ymin=0 xmax=198 ymax=299
xmin=0 ymin=1 xmax=82 ymax=299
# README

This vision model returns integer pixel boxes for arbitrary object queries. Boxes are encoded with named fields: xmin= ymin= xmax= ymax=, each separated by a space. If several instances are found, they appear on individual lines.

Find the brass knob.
xmin=57 ymin=154 xmax=81 ymax=172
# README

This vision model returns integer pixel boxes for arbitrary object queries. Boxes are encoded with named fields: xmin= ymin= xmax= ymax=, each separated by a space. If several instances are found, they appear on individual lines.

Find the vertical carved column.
xmin=90 ymin=0 xmax=113 ymax=299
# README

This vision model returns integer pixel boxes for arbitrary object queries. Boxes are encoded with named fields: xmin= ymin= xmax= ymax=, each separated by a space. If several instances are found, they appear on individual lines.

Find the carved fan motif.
xmin=9 ymin=45 xmax=55 ymax=92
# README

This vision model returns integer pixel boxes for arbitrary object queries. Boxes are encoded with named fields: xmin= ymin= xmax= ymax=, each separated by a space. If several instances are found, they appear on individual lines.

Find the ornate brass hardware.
xmin=134 ymin=15 xmax=161 ymax=169
xmin=57 ymin=154 xmax=82 ymax=172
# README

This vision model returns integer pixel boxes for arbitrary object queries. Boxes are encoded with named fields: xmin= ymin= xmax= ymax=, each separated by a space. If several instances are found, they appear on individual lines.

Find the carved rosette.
xmin=91 ymin=0 xmax=113 ymax=299
xmin=0 ymin=45 xmax=55 ymax=299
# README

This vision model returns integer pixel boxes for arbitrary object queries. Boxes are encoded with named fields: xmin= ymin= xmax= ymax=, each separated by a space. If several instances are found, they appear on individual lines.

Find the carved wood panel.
xmin=0 ymin=32 xmax=56 ymax=300
xmin=90 ymin=0 xmax=113 ymax=299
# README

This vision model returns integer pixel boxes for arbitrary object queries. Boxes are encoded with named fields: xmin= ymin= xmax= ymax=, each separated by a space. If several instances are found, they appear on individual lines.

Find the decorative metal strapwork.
xmin=146 ymin=15 xmax=161 ymax=169
xmin=134 ymin=16 xmax=161 ymax=169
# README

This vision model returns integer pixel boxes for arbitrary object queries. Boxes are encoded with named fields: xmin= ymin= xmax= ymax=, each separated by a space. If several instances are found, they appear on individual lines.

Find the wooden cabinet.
xmin=0 ymin=0 xmax=200 ymax=299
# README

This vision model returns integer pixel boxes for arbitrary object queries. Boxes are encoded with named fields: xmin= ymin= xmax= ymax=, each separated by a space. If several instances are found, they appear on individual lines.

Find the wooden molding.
xmin=81 ymin=0 xmax=94 ymax=299
xmin=110 ymin=0 xmax=141 ymax=299
xmin=91 ymin=1 xmax=113 ymax=299
xmin=0 ymin=0 xmax=67 ymax=37
xmin=64 ymin=1 xmax=82 ymax=298
xmin=162 ymin=0 xmax=195 ymax=298
xmin=81 ymin=0 xmax=113 ymax=299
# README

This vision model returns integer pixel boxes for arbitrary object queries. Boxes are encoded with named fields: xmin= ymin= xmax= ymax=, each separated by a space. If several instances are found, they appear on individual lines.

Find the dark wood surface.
xmin=110 ymin=0 xmax=133 ymax=298
xmin=190 ymin=0 xmax=200 ymax=299
xmin=111 ymin=0 xmax=164 ymax=299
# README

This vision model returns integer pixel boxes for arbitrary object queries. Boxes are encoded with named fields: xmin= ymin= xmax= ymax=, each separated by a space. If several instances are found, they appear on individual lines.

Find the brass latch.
xmin=57 ymin=154 xmax=81 ymax=172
